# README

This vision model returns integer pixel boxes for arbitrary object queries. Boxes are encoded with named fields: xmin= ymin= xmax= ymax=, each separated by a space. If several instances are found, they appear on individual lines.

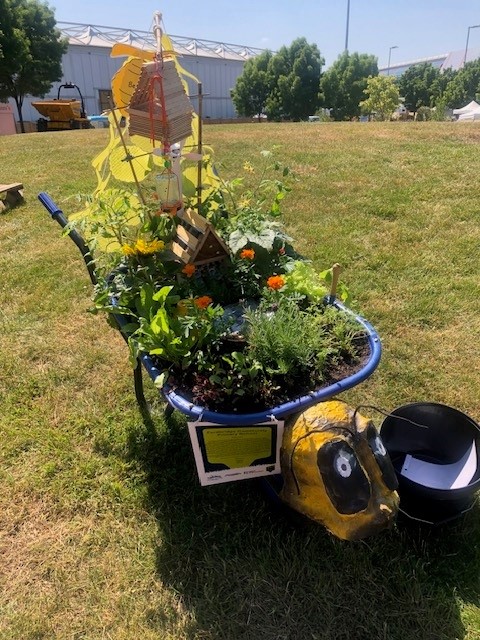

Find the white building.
xmin=15 ymin=22 xmax=264 ymax=128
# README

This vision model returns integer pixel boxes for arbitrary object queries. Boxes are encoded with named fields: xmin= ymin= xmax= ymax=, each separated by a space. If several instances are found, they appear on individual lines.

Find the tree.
xmin=231 ymin=50 xmax=273 ymax=119
xmin=430 ymin=67 xmax=457 ymax=107
xmin=320 ymin=52 xmax=378 ymax=120
xmin=0 ymin=0 xmax=67 ymax=132
xmin=265 ymin=38 xmax=324 ymax=121
xmin=232 ymin=38 xmax=323 ymax=121
xmin=442 ymin=59 xmax=480 ymax=108
xmin=360 ymin=75 xmax=400 ymax=121
xmin=397 ymin=62 xmax=441 ymax=113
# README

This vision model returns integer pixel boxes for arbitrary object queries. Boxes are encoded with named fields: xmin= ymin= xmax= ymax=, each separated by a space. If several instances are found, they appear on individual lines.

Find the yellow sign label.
xmin=203 ymin=427 xmax=272 ymax=469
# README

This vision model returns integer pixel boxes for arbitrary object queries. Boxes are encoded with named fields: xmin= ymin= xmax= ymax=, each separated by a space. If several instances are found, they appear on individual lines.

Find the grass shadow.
xmin=126 ymin=409 xmax=480 ymax=640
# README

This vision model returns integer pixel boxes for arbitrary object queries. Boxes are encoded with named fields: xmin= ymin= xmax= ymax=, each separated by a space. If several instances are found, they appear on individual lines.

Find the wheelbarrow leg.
xmin=133 ymin=359 xmax=175 ymax=421
xmin=164 ymin=403 xmax=174 ymax=419
xmin=133 ymin=359 xmax=152 ymax=422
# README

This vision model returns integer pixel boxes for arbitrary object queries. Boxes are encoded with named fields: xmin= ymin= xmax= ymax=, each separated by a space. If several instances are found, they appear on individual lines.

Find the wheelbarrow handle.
xmin=38 ymin=191 xmax=69 ymax=228
xmin=38 ymin=191 xmax=97 ymax=285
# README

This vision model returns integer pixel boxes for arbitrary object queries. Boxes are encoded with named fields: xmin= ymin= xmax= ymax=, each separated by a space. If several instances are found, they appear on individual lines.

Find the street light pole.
xmin=345 ymin=0 xmax=350 ymax=53
xmin=463 ymin=24 xmax=480 ymax=66
xmin=387 ymin=45 xmax=398 ymax=75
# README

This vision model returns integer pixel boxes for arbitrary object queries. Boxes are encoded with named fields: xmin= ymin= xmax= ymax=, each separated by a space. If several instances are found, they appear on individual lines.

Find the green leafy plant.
xmin=193 ymin=149 xmax=295 ymax=255
xmin=128 ymin=284 xmax=226 ymax=372
xmin=244 ymin=298 xmax=363 ymax=389
xmin=75 ymin=149 xmax=357 ymax=411
xmin=191 ymin=349 xmax=265 ymax=407
xmin=282 ymin=261 xmax=329 ymax=303
xmin=69 ymin=187 xmax=176 ymax=274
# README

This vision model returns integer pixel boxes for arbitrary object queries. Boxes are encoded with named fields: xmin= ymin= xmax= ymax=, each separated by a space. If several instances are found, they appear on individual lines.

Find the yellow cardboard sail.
xmin=82 ymin=22 xmax=221 ymax=228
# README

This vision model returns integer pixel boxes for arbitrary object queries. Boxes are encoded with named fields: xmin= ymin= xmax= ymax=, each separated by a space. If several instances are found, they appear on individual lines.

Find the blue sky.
xmin=50 ymin=0 xmax=480 ymax=68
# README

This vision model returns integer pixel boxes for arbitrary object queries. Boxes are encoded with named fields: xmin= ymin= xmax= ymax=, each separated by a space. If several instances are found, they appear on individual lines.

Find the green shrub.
xmin=245 ymin=299 xmax=363 ymax=382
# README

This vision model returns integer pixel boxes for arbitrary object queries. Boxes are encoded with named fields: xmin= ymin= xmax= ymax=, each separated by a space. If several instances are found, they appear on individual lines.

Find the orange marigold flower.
xmin=267 ymin=275 xmax=285 ymax=290
xmin=194 ymin=295 xmax=213 ymax=309
xmin=240 ymin=248 xmax=255 ymax=260
xmin=182 ymin=264 xmax=196 ymax=277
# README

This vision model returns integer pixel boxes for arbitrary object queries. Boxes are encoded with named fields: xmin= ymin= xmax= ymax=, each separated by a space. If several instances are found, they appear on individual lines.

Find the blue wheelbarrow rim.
xmin=115 ymin=300 xmax=382 ymax=425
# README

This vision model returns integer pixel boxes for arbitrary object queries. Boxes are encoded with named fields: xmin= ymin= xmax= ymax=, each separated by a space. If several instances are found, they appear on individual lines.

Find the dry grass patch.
xmin=0 ymin=494 xmax=196 ymax=640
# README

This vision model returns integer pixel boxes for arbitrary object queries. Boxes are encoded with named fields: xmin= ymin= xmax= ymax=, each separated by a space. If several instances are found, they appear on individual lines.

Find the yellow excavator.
xmin=32 ymin=83 xmax=91 ymax=131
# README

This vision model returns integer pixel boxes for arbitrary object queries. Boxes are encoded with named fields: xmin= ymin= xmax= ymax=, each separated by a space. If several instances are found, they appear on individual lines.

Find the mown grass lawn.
xmin=1 ymin=122 xmax=480 ymax=640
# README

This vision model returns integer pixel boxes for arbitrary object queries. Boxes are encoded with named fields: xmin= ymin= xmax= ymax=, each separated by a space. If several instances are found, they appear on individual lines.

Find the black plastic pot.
xmin=380 ymin=402 xmax=480 ymax=525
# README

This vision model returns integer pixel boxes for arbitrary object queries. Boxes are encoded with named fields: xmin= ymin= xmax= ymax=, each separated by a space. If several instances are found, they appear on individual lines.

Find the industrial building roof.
xmin=58 ymin=22 xmax=265 ymax=62
xmin=379 ymin=47 xmax=480 ymax=76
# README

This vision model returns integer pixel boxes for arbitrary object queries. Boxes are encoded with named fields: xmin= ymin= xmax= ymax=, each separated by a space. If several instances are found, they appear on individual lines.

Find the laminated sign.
xmin=188 ymin=420 xmax=284 ymax=486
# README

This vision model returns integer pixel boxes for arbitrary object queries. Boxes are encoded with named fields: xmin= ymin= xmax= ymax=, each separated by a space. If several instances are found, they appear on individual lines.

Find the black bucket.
xmin=380 ymin=402 xmax=480 ymax=525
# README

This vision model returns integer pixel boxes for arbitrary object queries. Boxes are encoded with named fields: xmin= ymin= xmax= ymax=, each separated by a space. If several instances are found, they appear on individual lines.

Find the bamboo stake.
xmin=108 ymin=95 xmax=146 ymax=205
xmin=329 ymin=263 xmax=342 ymax=303
xmin=196 ymin=82 xmax=203 ymax=212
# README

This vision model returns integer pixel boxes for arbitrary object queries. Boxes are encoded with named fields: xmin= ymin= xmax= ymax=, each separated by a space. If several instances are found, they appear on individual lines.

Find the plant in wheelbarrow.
xmin=66 ymin=151 xmax=376 ymax=416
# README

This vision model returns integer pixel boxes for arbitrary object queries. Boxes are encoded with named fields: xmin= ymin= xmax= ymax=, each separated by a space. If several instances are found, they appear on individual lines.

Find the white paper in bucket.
xmin=400 ymin=441 xmax=477 ymax=490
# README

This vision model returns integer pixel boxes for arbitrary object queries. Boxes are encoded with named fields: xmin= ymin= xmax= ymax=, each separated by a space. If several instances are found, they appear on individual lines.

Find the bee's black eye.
xmin=317 ymin=440 xmax=370 ymax=514
xmin=367 ymin=425 xmax=398 ymax=491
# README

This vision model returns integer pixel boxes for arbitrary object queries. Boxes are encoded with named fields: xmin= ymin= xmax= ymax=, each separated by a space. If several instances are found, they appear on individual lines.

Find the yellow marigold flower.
xmin=182 ymin=264 xmax=196 ymax=277
xmin=267 ymin=275 xmax=285 ymax=290
xmin=134 ymin=238 xmax=165 ymax=255
xmin=122 ymin=244 xmax=136 ymax=256
xmin=240 ymin=248 xmax=255 ymax=260
xmin=194 ymin=295 xmax=213 ymax=309
xmin=243 ymin=161 xmax=255 ymax=173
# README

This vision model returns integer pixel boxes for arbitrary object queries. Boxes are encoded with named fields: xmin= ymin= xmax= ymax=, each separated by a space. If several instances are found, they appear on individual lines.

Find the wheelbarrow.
xmin=38 ymin=192 xmax=401 ymax=541
xmin=38 ymin=192 xmax=382 ymax=426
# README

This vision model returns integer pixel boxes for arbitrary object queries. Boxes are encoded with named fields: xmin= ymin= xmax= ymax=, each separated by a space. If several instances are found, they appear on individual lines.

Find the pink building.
xmin=0 ymin=103 xmax=16 ymax=135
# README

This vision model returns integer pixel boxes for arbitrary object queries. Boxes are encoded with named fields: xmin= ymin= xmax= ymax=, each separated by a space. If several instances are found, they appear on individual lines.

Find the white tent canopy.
xmin=453 ymin=100 xmax=480 ymax=114
xmin=453 ymin=100 xmax=480 ymax=120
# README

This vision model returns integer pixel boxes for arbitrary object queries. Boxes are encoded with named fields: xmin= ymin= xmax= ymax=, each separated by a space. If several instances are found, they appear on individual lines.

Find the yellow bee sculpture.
xmin=280 ymin=400 xmax=399 ymax=540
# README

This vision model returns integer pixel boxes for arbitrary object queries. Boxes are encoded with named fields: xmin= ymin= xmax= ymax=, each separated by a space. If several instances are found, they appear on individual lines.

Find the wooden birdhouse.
xmin=172 ymin=208 xmax=230 ymax=266
xmin=128 ymin=59 xmax=193 ymax=144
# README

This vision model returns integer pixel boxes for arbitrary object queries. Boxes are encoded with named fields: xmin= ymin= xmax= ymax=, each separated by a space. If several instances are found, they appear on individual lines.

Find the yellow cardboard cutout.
xmin=88 ymin=34 xmax=221 ymax=199
xmin=76 ymin=27 xmax=222 ymax=246
xmin=111 ymin=55 xmax=147 ymax=115
xmin=109 ymin=144 xmax=152 ymax=183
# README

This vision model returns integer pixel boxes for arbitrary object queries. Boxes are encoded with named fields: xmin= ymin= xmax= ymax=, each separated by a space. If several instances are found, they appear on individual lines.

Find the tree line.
xmin=232 ymin=38 xmax=480 ymax=121
xmin=2 ymin=0 xmax=480 ymax=129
